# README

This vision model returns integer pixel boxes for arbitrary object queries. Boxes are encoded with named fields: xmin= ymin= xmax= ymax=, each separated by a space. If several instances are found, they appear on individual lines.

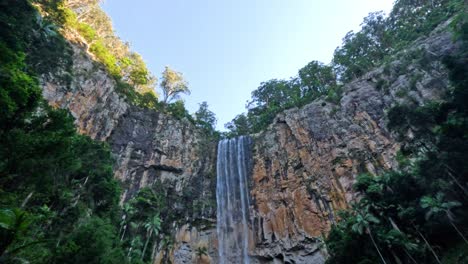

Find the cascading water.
xmin=216 ymin=136 xmax=252 ymax=264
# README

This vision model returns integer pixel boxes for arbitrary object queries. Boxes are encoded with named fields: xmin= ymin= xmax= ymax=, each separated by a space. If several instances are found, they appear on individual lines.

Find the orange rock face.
xmin=40 ymin=22 xmax=456 ymax=264
xmin=248 ymin=28 xmax=457 ymax=262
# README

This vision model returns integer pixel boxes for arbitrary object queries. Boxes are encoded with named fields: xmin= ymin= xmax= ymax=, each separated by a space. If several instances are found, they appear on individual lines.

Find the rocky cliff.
xmin=38 ymin=16 xmax=459 ymax=264
xmin=248 ymin=21 xmax=459 ymax=263
xmin=39 ymin=31 xmax=218 ymax=263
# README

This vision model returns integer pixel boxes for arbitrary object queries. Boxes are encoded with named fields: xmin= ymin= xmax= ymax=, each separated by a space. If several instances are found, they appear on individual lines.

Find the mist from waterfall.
xmin=216 ymin=136 xmax=252 ymax=264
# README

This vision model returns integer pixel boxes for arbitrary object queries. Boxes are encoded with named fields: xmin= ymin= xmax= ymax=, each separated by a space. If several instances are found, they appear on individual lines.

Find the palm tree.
xmin=120 ymin=203 xmax=135 ymax=241
xmin=141 ymin=215 xmax=161 ymax=261
xmin=421 ymin=193 xmax=468 ymax=245
xmin=195 ymin=246 xmax=208 ymax=263
xmin=384 ymin=217 xmax=419 ymax=264
xmin=0 ymin=209 xmax=30 ymax=257
xmin=127 ymin=235 xmax=143 ymax=262
xmin=351 ymin=205 xmax=388 ymax=264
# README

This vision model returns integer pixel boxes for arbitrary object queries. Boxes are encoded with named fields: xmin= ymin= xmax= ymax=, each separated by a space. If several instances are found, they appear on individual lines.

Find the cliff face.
xmin=38 ymin=17 xmax=458 ymax=264
xmin=248 ymin=23 xmax=458 ymax=263
xmin=41 ymin=41 xmax=128 ymax=141
xmin=39 ymin=34 xmax=218 ymax=263
xmin=108 ymin=106 xmax=216 ymax=203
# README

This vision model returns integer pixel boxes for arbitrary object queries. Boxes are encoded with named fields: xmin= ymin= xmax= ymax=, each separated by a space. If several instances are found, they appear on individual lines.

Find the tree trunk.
xmin=367 ymin=227 xmax=388 ymax=264
xmin=391 ymin=250 xmax=403 ymax=264
xmin=127 ymin=246 xmax=133 ymax=261
xmin=403 ymin=248 xmax=419 ymax=264
xmin=142 ymin=229 xmax=153 ymax=260
xmin=416 ymin=229 xmax=442 ymax=264
xmin=444 ymin=165 xmax=468 ymax=196
xmin=389 ymin=217 xmax=418 ymax=263
xmin=388 ymin=217 xmax=401 ymax=232
xmin=449 ymin=219 xmax=468 ymax=245
xmin=21 ymin=191 xmax=34 ymax=208
xmin=120 ymin=225 xmax=127 ymax=241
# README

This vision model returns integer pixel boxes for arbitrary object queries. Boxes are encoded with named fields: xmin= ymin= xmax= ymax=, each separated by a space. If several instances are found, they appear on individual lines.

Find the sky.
xmin=101 ymin=0 xmax=394 ymax=130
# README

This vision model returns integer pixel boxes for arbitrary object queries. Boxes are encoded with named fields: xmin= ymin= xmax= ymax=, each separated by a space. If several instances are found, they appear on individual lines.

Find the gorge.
xmin=1 ymin=0 xmax=467 ymax=264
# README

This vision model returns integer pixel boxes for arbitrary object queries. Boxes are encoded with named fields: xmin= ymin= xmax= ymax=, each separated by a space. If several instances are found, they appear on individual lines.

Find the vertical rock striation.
xmin=38 ymin=17 xmax=459 ymax=264
xmin=39 ymin=34 xmax=218 ymax=263
xmin=248 ymin=25 xmax=459 ymax=263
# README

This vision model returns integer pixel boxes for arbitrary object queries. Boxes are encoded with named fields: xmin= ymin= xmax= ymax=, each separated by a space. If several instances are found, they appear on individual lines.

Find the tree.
xmin=224 ymin=113 xmax=251 ymax=137
xmin=0 ymin=209 xmax=30 ymax=258
xmin=120 ymin=203 xmax=135 ymax=241
xmin=52 ymin=217 xmax=126 ymax=264
xmin=298 ymin=61 xmax=337 ymax=97
xmin=195 ymin=246 xmax=208 ymax=263
xmin=141 ymin=215 xmax=161 ymax=261
xmin=421 ymin=193 xmax=468 ymax=244
xmin=194 ymin=101 xmax=217 ymax=133
xmin=125 ymin=52 xmax=156 ymax=94
xmin=165 ymin=100 xmax=192 ymax=121
xmin=351 ymin=205 xmax=388 ymax=264
xmin=160 ymin=66 xmax=190 ymax=103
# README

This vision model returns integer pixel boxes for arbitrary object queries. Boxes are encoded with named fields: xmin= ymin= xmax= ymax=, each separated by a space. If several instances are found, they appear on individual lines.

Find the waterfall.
xmin=216 ymin=136 xmax=252 ymax=264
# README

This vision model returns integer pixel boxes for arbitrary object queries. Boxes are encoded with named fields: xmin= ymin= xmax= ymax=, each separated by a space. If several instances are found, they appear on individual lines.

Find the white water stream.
xmin=216 ymin=136 xmax=252 ymax=264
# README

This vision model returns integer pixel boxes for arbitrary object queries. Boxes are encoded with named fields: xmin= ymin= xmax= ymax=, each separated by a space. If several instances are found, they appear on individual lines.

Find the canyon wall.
xmin=248 ymin=22 xmax=459 ymax=263
xmin=39 ymin=32 xmax=218 ymax=263
xmin=38 ymin=19 xmax=458 ymax=263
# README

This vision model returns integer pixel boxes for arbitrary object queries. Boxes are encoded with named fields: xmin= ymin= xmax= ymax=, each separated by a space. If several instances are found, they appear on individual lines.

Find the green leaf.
xmin=0 ymin=209 xmax=16 ymax=230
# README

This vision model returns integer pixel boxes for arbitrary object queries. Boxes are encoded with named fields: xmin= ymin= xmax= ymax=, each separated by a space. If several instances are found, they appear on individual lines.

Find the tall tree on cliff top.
xmin=160 ymin=66 xmax=190 ymax=103
xmin=194 ymin=101 xmax=217 ymax=133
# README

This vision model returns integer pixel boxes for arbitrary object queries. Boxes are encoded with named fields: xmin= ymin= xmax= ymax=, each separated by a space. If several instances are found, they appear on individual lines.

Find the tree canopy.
xmin=160 ymin=66 xmax=190 ymax=104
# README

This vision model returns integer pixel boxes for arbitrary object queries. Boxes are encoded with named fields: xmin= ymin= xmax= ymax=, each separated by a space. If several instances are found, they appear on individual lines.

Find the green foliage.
xmin=0 ymin=45 xmax=41 ymax=126
xmin=77 ymin=22 xmax=97 ymax=42
xmin=194 ymin=101 xmax=219 ymax=137
xmin=225 ymin=0 xmax=456 ymax=135
xmin=442 ymin=243 xmax=468 ymax=264
xmin=195 ymin=246 xmax=208 ymax=258
xmin=165 ymin=100 xmax=194 ymax=122
xmin=120 ymin=186 xmax=174 ymax=263
xmin=34 ymin=0 xmax=159 ymax=106
xmin=90 ymin=40 xmax=120 ymax=76
xmin=160 ymin=66 xmax=190 ymax=103
xmin=134 ymin=91 xmax=161 ymax=110
xmin=0 ymin=1 xmax=127 ymax=263
xmin=326 ymin=13 xmax=468 ymax=263
xmin=225 ymin=113 xmax=251 ymax=137
xmin=0 ymin=208 xmax=31 ymax=257
xmin=333 ymin=0 xmax=462 ymax=83
xmin=226 ymin=61 xmax=340 ymax=135
xmin=52 ymin=217 xmax=126 ymax=264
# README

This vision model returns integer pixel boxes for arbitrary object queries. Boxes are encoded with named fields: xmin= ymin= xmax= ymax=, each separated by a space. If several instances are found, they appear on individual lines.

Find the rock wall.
xmin=39 ymin=31 xmax=218 ymax=263
xmin=41 ymin=40 xmax=128 ymax=141
xmin=248 ymin=24 xmax=459 ymax=263
xmin=38 ymin=18 xmax=459 ymax=264
xmin=108 ymin=106 xmax=216 ymax=203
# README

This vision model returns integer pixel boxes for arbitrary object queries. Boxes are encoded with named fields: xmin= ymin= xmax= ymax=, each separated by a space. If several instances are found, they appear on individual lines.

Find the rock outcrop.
xmin=248 ymin=23 xmax=459 ymax=263
xmin=41 ymin=41 xmax=128 ymax=141
xmin=108 ymin=106 xmax=216 ymax=203
xmin=39 ymin=32 xmax=218 ymax=263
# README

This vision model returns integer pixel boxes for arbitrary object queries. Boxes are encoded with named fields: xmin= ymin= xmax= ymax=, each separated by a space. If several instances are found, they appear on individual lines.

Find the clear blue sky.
xmin=101 ymin=0 xmax=393 ymax=130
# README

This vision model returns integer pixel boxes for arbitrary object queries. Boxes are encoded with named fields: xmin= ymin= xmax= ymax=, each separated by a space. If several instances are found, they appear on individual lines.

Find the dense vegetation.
xmin=0 ymin=1 xmax=219 ymax=263
xmin=32 ymin=0 xmax=208 ymax=124
xmin=0 ymin=1 xmax=127 ymax=263
xmin=226 ymin=0 xmax=463 ymax=136
xmin=325 ymin=9 xmax=468 ymax=264
xmin=1 ymin=0 xmax=466 ymax=263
